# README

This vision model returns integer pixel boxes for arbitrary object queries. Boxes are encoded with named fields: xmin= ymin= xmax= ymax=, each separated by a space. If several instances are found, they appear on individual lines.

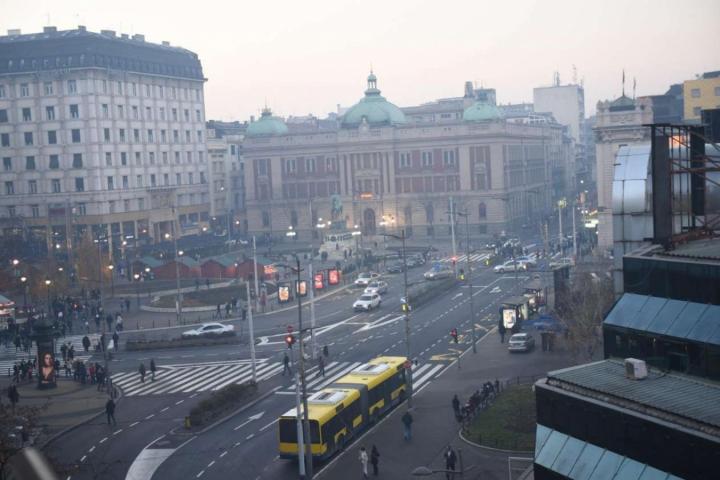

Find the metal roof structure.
xmin=604 ymin=293 xmax=720 ymax=347
xmin=546 ymin=360 xmax=720 ymax=432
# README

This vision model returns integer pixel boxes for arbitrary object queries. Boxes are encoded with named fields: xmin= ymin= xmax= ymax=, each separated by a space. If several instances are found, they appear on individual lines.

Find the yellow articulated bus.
xmin=278 ymin=356 xmax=408 ymax=460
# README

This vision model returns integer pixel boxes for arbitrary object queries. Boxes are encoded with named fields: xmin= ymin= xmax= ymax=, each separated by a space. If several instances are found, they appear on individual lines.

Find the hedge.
xmin=189 ymin=381 xmax=258 ymax=426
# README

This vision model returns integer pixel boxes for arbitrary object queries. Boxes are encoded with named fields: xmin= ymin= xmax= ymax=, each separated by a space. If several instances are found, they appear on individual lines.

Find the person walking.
xmin=82 ymin=335 xmax=91 ymax=352
xmin=116 ymin=313 xmax=123 ymax=331
xmin=401 ymin=410 xmax=413 ymax=441
xmin=105 ymin=398 xmax=117 ymax=426
xmin=112 ymin=331 xmax=119 ymax=351
xmin=444 ymin=446 xmax=457 ymax=479
xmin=358 ymin=446 xmax=369 ymax=479
xmin=370 ymin=445 xmax=380 ymax=476
xmin=452 ymin=394 xmax=461 ymax=421
xmin=282 ymin=353 xmax=291 ymax=376
xmin=7 ymin=385 xmax=19 ymax=410
xmin=150 ymin=359 xmax=157 ymax=381
xmin=139 ymin=362 xmax=146 ymax=383
xmin=125 ymin=298 xmax=131 ymax=313
xmin=317 ymin=355 xmax=325 ymax=378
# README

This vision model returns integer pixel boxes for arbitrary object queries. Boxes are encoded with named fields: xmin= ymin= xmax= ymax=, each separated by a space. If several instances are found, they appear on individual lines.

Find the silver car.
xmin=508 ymin=333 xmax=535 ymax=352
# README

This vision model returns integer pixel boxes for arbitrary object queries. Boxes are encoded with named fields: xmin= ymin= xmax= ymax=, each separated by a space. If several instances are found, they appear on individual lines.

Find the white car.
xmin=181 ymin=322 xmax=235 ymax=338
xmin=353 ymin=293 xmax=382 ymax=311
xmin=549 ymin=257 xmax=574 ymax=269
xmin=364 ymin=280 xmax=388 ymax=295
xmin=423 ymin=267 xmax=453 ymax=280
xmin=515 ymin=256 xmax=537 ymax=268
xmin=493 ymin=260 xmax=528 ymax=273
xmin=354 ymin=272 xmax=380 ymax=287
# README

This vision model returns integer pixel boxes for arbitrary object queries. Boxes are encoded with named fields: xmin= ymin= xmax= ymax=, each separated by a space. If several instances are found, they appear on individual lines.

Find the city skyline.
xmin=2 ymin=0 xmax=718 ymax=121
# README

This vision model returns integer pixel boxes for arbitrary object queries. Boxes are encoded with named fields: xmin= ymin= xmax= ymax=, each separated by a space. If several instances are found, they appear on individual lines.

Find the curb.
xmin=39 ymin=386 xmax=124 ymax=450
xmin=170 ymin=385 xmax=281 ymax=436
xmin=458 ymin=428 xmax=533 ymax=455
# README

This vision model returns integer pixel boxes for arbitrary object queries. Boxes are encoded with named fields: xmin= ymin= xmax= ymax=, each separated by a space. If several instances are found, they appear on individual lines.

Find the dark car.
xmin=406 ymin=255 xmax=426 ymax=268
xmin=386 ymin=262 xmax=405 ymax=274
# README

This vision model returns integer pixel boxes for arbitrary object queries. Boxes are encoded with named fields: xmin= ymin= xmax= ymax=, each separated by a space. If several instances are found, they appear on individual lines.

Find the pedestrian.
xmin=82 ymin=335 xmax=91 ymax=352
xmin=105 ymin=398 xmax=117 ymax=426
xmin=139 ymin=362 xmax=146 ymax=383
xmin=125 ymin=298 xmax=131 ymax=313
xmin=282 ymin=352 xmax=291 ymax=376
xmin=358 ymin=446 xmax=369 ymax=479
xmin=323 ymin=345 xmax=329 ymax=358
xmin=150 ymin=359 xmax=157 ymax=381
xmin=401 ymin=410 xmax=413 ymax=441
xmin=370 ymin=445 xmax=380 ymax=476
xmin=61 ymin=342 xmax=68 ymax=362
xmin=106 ymin=313 xmax=113 ymax=331
xmin=7 ymin=385 xmax=19 ymax=410
xmin=317 ymin=355 xmax=325 ymax=377
xmin=498 ymin=322 xmax=506 ymax=343
xmin=112 ymin=331 xmax=119 ymax=351
xmin=116 ymin=313 xmax=123 ymax=331
xmin=494 ymin=378 xmax=500 ymax=393
xmin=225 ymin=302 xmax=231 ymax=318
xmin=452 ymin=394 xmax=461 ymax=421
xmin=444 ymin=446 xmax=457 ymax=479
xmin=68 ymin=345 xmax=75 ymax=361
xmin=215 ymin=304 xmax=221 ymax=320
xmin=206 ymin=279 xmax=211 ymax=290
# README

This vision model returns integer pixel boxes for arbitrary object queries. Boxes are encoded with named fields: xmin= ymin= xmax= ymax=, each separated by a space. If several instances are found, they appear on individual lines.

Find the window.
xmin=22 ymin=108 xmax=31 ymax=121
xmin=20 ymin=84 xmax=29 ymax=97
xmin=122 ymin=176 xmax=129 ymax=189
xmin=138 ymin=198 xmax=144 ymax=210
xmin=146 ymin=107 xmax=152 ymax=120
xmin=108 ymin=201 xmax=116 ymax=214
xmin=186 ymin=151 xmax=192 ymax=163
xmin=31 ymin=205 xmax=39 ymax=217
xmin=47 ymin=130 xmax=57 ymax=144
xmin=2 ymin=157 xmax=10 ymax=171
xmin=135 ymin=152 xmax=141 ymax=165
xmin=262 ymin=211 xmax=270 ymax=227
xmin=162 ymin=151 xmax=168 ymax=164
xmin=0 ymin=85 xmax=5 ymax=98
xmin=24 ymin=132 xmax=33 ymax=146
xmin=172 ymin=108 xmax=178 ymax=121
xmin=305 ymin=157 xmax=315 ymax=173
xmin=147 ymin=129 xmax=154 ymax=142
xmin=176 ymin=173 xmax=181 ymax=185
xmin=72 ymin=153 xmax=83 ymax=168
xmin=185 ymin=130 xmax=191 ymax=142
xmin=399 ymin=152 xmax=411 ymax=168
xmin=175 ymin=152 xmax=180 ymax=164
xmin=171 ymin=87 xmax=176 ymax=99
xmin=159 ymin=86 xmax=164 ymax=98
xmin=145 ymin=84 xmax=150 ymax=97
xmin=149 ymin=152 xmax=155 ymax=164
xmin=124 ymin=199 xmax=130 ymax=211
xmin=74 ymin=178 xmax=84 ymax=192
xmin=52 ymin=179 xmax=61 ymax=193
xmin=28 ymin=180 xmax=37 ymax=194
xmin=184 ymin=109 xmax=190 ymax=122
xmin=715 ymin=86 xmax=720 ymax=96
xmin=200 ymin=172 xmax=206 ymax=184
xmin=197 ymin=130 xmax=202 ymax=142
xmin=102 ymin=104 xmax=109 ymax=117
xmin=102 ymin=80 xmax=107 ymax=93
xmin=44 ymin=82 xmax=53 ymax=95
xmin=25 ymin=156 xmax=35 ymax=170
xmin=479 ymin=202 xmax=487 ymax=219
xmin=121 ymin=152 xmax=127 ymax=166
xmin=163 ymin=173 xmax=169 ymax=185
xmin=105 ymin=152 xmax=112 ymax=166
xmin=77 ymin=203 xmax=86 ymax=215
xmin=257 ymin=159 xmax=268 ymax=175
xmin=150 ymin=174 xmax=156 ymax=187
xmin=443 ymin=150 xmax=456 ymax=166
xmin=117 ymin=81 xmax=123 ymax=95
xmin=7 ymin=206 xmax=15 ymax=217
xmin=71 ymin=129 xmax=81 ymax=143
xmin=119 ymin=129 xmax=126 ymax=142
xmin=70 ymin=104 xmax=79 ymax=118
xmin=693 ymin=106 xmax=702 ymax=116
xmin=118 ymin=105 xmax=124 ymax=118
xmin=160 ymin=107 xmax=165 ymax=120
xmin=1 ymin=109 xmax=10 ymax=122
xmin=422 ymin=151 xmax=433 ymax=167
xmin=1 ymin=133 xmax=9 ymax=147
xmin=188 ymin=172 xmax=194 ymax=184
xmin=133 ymin=129 xmax=140 ymax=142
xmin=132 ymin=105 xmax=139 ymax=119
xmin=691 ymin=88 xmax=701 ymax=98
xmin=285 ymin=158 xmax=296 ymax=173
xmin=67 ymin=80 xmax=77 ymax=94
xmin=136 ymin=175 xmax=143 ymax=188
xmin=173 ymin=130 xmax=179 ymax=142
xmin=49 ymin=155 xmax=59 ymax=169
xmin=196 ymin=110 xmax=201 ymax=121
xmin=46 ymin=106 xmax=55 ymax=120
xmin=198 ymin=151 xmax=204 ymax=163
xmin=4 ymin=181 xmax=14 ymax=195
xmin=107 ymin=176 xmax=114 ymax=190
xmin=131 ymin=83 xmax=137 ymax=96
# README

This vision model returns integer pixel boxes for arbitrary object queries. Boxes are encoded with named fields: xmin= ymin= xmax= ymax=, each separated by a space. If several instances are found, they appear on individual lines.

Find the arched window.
xmin=479 ymin=202 xmax=487 ymax=220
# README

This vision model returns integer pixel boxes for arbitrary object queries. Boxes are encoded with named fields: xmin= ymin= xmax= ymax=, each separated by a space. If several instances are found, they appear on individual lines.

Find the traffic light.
xmin=458 ymin=268 xmax=465 ymax=280
xmin=401 ymin=302 xmax=411 ymax=313
xmin=451 ymin=256 xmax=457 ymax=267
xmin=285 ymin=334 xmax=295 ymax=348
xmin=451 ymin=328 xmax=458 ymax=343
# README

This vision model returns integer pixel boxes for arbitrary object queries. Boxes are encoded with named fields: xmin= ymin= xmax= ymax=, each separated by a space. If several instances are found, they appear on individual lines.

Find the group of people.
xmin=357 ymin=441 xmax=459 ymax=479
xmin=213 ymin=297 xmax=245 ymax=320
xmin=451 ymin=380 xmax=500 ymax=422
xmin=137 ymin=360 xmax=157 ymax=383
xmin=11 ymin=359 xmax=36 ymax=383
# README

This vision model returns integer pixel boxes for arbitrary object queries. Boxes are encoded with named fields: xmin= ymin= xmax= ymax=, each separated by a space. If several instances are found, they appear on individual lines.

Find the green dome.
xmin=463 ymin=101 xmax=503 ymax=122
xmin=245 ymin=108 xmax=289 ymax=137
xmin=341 ymin=72 xmax=406 ymax=128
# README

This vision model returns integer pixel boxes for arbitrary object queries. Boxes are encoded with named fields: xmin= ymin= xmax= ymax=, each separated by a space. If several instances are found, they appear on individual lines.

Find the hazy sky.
xmin=3 ymin=0 xmax=719 ymax=121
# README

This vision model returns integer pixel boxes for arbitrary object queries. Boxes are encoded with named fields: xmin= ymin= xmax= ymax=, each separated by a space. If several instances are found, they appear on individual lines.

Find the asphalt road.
xmin=46 ymin=259 xmax=530 ymax=480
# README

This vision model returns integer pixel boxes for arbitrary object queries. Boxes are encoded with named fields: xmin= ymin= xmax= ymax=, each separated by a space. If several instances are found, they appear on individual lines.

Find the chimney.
xmin=7 ymin=29 xmax=21 ymax=36
xmin=162 ymin=41 xmax=170 ymax=46
xmin=132 ymin=34 xmax=145 ymax=42
xmin=77 ymin=25 xmax=86 ymax=31
xmin=100 ymin=29 xmax=116 ymax=37
xmin=43 ymin=26 xmax=57 ymax=34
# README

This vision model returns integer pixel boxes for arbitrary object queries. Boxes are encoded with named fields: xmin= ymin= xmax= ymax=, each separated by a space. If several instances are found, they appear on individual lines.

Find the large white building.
xmin=0 ymin=26 xmax=209 ymax=258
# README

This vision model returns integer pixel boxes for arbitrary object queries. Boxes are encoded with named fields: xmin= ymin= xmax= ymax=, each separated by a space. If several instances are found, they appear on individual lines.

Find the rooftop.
xmin=545 ymin=359 xmax=720 ymax=436
xmin=626 ymin=237 xmax=720 ymax=265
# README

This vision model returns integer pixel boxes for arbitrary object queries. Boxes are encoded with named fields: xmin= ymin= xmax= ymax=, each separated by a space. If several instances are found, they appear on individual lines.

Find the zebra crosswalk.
xmin=275 ymin=361 xmax=446 ymax=396
xmin=111 ymin=358 xmax=283 ymax=396
xmin=0 ymin=334 xmax=97 ymax=375
xmin=437 ymin=253 xmax=491 ymax=264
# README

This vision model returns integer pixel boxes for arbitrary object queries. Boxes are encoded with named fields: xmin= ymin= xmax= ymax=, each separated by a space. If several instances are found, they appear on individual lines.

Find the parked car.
xmin=181 ymin=322 xmax=235 ymax=338
xmin=508 ymin=333 xmax=535 ymax=352
xmin=493 ymin=260 xmax=528 ymax=274
xmin=515 ymin=255 xmax=537 ymax=268
xmin=424 ymin=266 xmax=453 ymax=280
xmin=364 ymin=280 xmax=389 ymax=295
xmin=353 ymin=293 xmax=382 ymax=311
xmin=386 ymin=263 xmax=405 ymax=274
xmin=549 ymin=257 xmax=574 ymax=269
xmin=407 ymin=255 xmax=426 ymax=268
xmin=354 ymin=272 xmax=380 ymax=286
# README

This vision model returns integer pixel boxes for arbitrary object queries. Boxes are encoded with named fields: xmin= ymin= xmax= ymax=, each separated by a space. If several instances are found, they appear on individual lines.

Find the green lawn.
xmin=464 ymin=385 xmax=536 ymax=451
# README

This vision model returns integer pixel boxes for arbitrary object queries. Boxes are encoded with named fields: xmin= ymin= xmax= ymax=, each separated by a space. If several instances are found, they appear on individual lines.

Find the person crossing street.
xmin=444 ymin=446 xmax=457 ymax=479
xmin=150 ymin=359 xmax=157 ymax=381
xmin=139 ymin=362 xmax=146 ymax=383
xmin=401 ymin=410 xmax=413 ymax=441
xmin=105 ymin=398 xmax=117 ymax=426
xmin=317 ymin=355 xmax=325 ymax=378
xmin=282 ymin=353 xmax=291 ymax=376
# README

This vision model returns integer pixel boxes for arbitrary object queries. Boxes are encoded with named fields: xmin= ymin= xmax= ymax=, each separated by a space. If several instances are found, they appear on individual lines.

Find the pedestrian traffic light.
xmin=451 ymin=328 xmax=458 ymax=343
xmin=285 ymin=334 xmax=295 ymax=348
xmin=401 ymin=302 xmax=411 ymax=312
xmin=458 ymin=268 xmax=465 ymax=280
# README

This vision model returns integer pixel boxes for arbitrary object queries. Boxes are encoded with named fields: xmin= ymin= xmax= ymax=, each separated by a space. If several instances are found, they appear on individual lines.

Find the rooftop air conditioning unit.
xmin=624 ymin=358 xmax=647 ymax=380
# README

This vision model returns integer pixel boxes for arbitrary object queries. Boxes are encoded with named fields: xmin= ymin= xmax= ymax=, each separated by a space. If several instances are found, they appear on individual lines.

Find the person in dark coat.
xmin=139 ymin=362 xmax=146 ymax=383
xmin=370 ymin=445 xmax=380 ymax=476
xmin=150 ymin=359 xmax=157 ymax=381
xmin=402 ymin=411 xmax=413 ymax=441
xmin=82 ymin=335 xmax=91 ymax=352
xmin=452 ymin=394 xmax=461 ymax=421
xmin=105 ymin=398 xmax=117 ymax=426
xmin=444 ymin=446 xmax=457 ymax=479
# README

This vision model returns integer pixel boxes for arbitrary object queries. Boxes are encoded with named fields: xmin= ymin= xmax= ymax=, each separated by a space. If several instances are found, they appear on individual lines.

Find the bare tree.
xmin=555 ymin=273 xmax=614 ymax=362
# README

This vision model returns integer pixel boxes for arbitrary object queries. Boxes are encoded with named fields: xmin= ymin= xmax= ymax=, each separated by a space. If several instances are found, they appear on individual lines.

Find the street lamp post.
xmin=44 ymin=279 xmax=52 ymax=311
xmin=380 ymin=229 xmax=412 ymax=409
xmin=456 ymin=211 xmax=477 ymax=354
xmin=108 ymin=265 xmax=115 ymax=297
xmin=20 ymin=276 xmax=28 ymax=310
xmin=133 ymin=273 xmax=141 ymax=328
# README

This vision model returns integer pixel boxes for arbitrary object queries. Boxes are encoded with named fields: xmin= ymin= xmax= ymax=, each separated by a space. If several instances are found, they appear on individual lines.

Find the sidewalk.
xmin=316 ymin=330 xmax=577 ymax=479
xmin=0 ymin=377 xmax=110 ymax=447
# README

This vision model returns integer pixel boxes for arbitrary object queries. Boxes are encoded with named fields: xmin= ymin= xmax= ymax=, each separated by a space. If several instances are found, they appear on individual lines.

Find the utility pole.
xmin=459 ymin=212 xmax=477 ymax=353
xmin=571 ymin=200 xmax=578 ymax=260
xmin=245 ymin=281 xmax=257 ymax=382
xmin=449 ymin=197 xmax=457 ymax=270
xmin=172 ymin=206 xmax=182 ymax=326
xmin=294 ymin=256 xmax=313 ymax=479
xmin=558 ymin=199 xmax=564 ymax=254
xmin=309 ymin=262 xmax=317 ymax=360
xmin=253 ymin=236 xmax=260 ymax=314
xmin=401 ymin=229 xmax=412 ymax=410
xmin=294 ymin=368 xmax=306 ymax=478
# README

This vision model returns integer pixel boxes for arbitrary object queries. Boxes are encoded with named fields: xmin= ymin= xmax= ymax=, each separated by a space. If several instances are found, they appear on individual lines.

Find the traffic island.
xmin=126 ymin=332 xmax=241 ymax=351
xmin=185 ymin=381 xmax=258 ymax=430
xmin=460 ymin=384 xmax=536 ymax=452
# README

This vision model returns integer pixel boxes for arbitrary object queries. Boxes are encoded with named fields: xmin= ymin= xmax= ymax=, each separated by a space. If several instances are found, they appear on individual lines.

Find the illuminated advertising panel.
xmin=328 ymin=269 xmax=340 ymax=285
xmin=314 ymin=273 xmax=324 ymax=290
xmin=278 ymin=284 xmax=291 ymax=303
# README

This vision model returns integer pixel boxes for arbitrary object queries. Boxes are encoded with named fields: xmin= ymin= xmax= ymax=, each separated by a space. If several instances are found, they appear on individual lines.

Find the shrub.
xmin=188 ymin=381 xmax=258 ymax=426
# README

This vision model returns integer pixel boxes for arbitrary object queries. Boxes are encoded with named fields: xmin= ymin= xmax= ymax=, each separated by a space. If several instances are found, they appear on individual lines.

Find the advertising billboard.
xmin=314 ymin=272 xmax=324 ymax=290
xmin=328 ymin=269 xmax=340 ymax=285
xmin=502 ymin=308 xmax=517 ymax=329
xmin=295 ymin=280 xmax=308 ymax=297
xmin=278 ymin=284 xmax=291 ymax=303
